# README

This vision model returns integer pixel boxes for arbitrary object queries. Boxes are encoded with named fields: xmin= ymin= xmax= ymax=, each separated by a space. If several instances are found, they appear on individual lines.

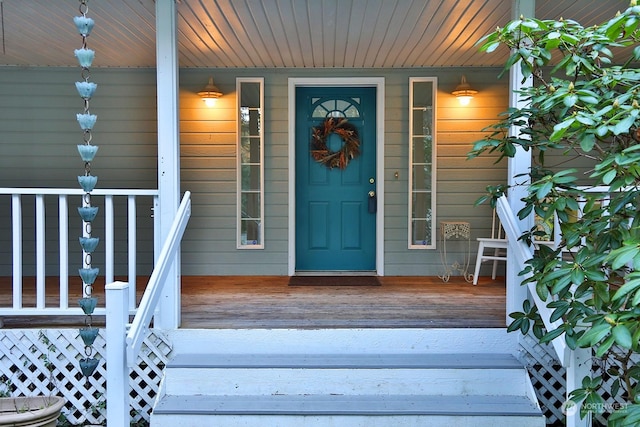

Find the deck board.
xmin=0 ymin=276 xmax=505 ymax=329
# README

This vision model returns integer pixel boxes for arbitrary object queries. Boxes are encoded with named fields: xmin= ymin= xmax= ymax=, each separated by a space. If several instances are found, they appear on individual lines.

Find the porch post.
xmin=566 ymin=347 xmax=592 ymax=427
xmin=105 ymin=281 xmax=130 ymax=427
xmin=506 ymin=0 xmax=534 ymax=319
xmin=155 ymin=0 xmax=181 ymax=329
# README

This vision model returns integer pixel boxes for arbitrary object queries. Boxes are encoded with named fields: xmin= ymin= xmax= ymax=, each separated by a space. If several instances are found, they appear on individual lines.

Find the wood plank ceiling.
xmin=0 ymin=0 xmax=631 ymax=68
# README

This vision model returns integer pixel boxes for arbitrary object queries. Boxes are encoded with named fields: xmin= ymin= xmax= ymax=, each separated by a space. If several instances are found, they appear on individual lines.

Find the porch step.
xmin=155 ymin=393 xmax=539 ymax=415
xmin=151 ymin=331 xmax=545 ymax=427
xmin=162 ymin=353 xmax=530 ymax=396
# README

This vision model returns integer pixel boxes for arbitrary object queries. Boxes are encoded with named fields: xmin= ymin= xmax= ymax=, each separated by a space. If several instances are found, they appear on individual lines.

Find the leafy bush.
xmin=470 ymin=2 xmax=640 ymax=425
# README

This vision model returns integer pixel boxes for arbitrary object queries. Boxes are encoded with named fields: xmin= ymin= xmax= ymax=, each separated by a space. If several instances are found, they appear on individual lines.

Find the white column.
xmin=155 ymin=0 xmax=181 ymax=329
xmin=506 ymin=0 xmax=534 ymax=319
xmin=105 ymin=281 xmax=130 ymax=427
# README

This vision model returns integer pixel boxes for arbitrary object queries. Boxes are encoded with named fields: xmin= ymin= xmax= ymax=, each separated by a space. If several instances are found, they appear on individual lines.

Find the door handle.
xmin=368 ymin=191 xmax=377 ymax=213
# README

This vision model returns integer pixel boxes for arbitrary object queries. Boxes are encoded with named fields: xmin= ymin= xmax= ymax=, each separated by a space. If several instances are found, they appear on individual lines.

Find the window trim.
xmin=236 ymin=77 xmax=265 ymax=249
xmin=408 ymin=77 xmax=437 ymax=249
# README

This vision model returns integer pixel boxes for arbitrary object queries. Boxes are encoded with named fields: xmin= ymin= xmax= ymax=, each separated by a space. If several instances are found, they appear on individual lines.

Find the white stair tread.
xmin=169 ymin=353 xmax=522 ymax=370
xmin=154 ymin=394 xmax=541 ymax=416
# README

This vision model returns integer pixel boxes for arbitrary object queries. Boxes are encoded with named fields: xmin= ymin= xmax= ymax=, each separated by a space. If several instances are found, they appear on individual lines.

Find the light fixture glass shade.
xmin=457 ymin=95 xmax=474 ymax=106
xmin=198 ymin=76 xmax=223 ymax=106
xmin=452 ymin=75 xmax=478 ymax=106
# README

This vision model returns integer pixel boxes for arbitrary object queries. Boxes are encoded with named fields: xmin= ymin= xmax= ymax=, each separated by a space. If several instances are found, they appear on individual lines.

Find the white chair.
xmin=473 ymin=209 xmax=508 ymax=285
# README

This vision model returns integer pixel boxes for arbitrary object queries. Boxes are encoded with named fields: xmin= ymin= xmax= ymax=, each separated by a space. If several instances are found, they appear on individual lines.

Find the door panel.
xmin=295 ymin=87 xmax=376 ymax=271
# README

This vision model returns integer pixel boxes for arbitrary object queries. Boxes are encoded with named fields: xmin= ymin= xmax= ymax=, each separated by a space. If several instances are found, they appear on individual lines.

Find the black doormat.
xmin=288 ymin=276 xmax=381 ymax=286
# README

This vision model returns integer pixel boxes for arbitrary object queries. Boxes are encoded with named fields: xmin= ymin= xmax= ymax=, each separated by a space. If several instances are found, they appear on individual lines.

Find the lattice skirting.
xmin=519 ymin=332 xmax=637 ymax=426
xmin=519 ymin=333 xmax=567 ymax=425
xmin=0 ymin=328 xmax=631 ymax=426
xmin=0 ymin=329 xmax=172 ymax=425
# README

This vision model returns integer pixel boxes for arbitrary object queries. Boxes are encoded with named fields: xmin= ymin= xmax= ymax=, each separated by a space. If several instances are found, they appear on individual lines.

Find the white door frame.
xmin=287 ymin=77 xmax=385 ymax=276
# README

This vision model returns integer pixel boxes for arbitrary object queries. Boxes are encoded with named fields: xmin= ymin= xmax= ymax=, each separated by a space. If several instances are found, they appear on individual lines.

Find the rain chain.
xmin=74 ymin=0 xmax=99 ymax=379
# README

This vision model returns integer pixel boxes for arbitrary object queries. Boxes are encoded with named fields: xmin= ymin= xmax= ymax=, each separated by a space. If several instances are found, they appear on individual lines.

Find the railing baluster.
xmin=35 ymin=195 xmax=46 ymax=309
xmin=128 ymin=195 xmax=137 ymax=311
xmin=12 ymin=194 xmax=23 ymax=309
xmin=1 ymin=188 xmax=158 ymax=317
xmin=105 ymin=195 xmax=115 ymax=285
xmin=59 ymin=195 xmax=69 ymax=309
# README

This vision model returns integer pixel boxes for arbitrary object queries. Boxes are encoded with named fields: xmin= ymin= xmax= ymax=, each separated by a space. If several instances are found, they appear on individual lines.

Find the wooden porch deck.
xmin=0 ymin=275 xmax=506 ymax=329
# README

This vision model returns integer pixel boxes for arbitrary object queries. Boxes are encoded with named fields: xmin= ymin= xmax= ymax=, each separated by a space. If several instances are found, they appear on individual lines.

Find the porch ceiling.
xmin=0 ymin=0 xmax=630 ymax=69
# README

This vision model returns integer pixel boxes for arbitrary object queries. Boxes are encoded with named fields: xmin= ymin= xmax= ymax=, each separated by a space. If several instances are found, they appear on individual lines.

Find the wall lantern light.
xmin=198 ymin=76 xmax=223 ymax=107
xmin=451 ymin=75 xmax=478 ymax=106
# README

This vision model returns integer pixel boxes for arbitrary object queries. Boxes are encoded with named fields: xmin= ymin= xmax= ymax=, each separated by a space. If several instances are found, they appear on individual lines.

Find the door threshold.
xmin=294 ymin=271 xmax=378 ymax=277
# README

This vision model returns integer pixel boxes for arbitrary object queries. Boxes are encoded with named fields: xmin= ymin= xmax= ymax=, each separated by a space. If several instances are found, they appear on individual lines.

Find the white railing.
xmin=0 ymin=188 xmax=159 ymax=317
xmin=496 ymin=196 xmax=570 ymax=363
xmin=105 ymin=191 xmax=191 ymax=426
xmin=496 ymin=195 xmax=591 ymax=427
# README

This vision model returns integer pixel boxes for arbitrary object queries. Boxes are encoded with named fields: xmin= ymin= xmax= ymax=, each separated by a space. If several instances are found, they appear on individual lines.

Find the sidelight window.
xmin=237 ymin=78 xmax=264 ymax=249
xmin=409 ymin=77 xmax=437 ymax=249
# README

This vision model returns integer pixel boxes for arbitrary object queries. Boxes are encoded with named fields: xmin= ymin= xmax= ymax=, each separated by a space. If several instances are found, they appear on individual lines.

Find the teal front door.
xmin=295 ymin=86 xmax=377 ymax=271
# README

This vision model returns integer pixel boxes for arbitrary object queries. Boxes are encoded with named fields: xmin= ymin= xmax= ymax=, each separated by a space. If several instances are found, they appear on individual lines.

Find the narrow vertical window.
xmin=409 ymin=77 xmax=437 ymax=249
xmin=237 ymin=78 xmax=264 ymax=249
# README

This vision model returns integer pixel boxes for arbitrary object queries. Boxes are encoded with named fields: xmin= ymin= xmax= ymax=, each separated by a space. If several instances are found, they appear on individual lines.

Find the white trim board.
xmin=287 ymin=77 xmax=386 ymax=276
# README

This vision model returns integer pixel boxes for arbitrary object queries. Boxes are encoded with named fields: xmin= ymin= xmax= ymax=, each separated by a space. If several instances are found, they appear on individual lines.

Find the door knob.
xmin=368 ymin=191 xmax=375 ymax=197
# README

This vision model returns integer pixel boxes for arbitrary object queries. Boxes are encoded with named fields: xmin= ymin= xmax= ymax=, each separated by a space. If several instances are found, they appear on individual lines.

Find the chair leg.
xmin=491 ymin=248 xmax=500 ymax=280
xmin=473 ymin=242 xmax=485 ymax=285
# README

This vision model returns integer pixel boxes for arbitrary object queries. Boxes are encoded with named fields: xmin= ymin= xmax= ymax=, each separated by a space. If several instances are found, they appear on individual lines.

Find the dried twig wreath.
xmin=310 ymin=117 xmax=360 ymax=170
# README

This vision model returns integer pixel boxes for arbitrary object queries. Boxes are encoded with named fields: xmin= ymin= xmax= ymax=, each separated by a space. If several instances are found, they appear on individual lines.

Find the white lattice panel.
xmin=518 ymin=333 xmax=639 ymax=426
xmin=591 ymin=347 xmax=640 ymax=426
xmin=0 ymin=328 xmax=171 ymax=425
xmin=518 ymin=333 xmax=566 ymax=425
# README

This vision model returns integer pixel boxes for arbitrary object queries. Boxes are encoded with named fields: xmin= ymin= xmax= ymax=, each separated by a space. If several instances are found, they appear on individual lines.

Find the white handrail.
xmin=0 ymin=188 xmax=159 ymax=196
xmin=496 ymin=196 xmax=570 ymax=365
xmin=125 ymin=191 xmax=191 ymax=367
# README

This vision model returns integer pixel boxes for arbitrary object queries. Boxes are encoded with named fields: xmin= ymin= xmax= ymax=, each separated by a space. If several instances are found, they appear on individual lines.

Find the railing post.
xmin=565 ymin=347 xmax=592 ymax=427
xmin=105 ymin=281 xmax=130 ymax=427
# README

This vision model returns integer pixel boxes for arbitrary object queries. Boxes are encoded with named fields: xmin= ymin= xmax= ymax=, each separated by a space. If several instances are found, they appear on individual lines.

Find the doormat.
xmin=288 ymin=276 xmax=381 ymax=286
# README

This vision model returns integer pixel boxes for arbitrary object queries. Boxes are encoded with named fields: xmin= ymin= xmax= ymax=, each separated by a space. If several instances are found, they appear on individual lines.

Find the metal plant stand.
xmin=438 ymin=221 xmax=472 ymax=282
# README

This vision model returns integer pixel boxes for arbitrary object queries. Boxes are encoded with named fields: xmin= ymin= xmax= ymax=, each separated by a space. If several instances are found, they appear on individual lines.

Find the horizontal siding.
xmin=1 ymin=66 xmax=511 ymax=277
xmin=0 ymin=68 xmax=157 ymax=276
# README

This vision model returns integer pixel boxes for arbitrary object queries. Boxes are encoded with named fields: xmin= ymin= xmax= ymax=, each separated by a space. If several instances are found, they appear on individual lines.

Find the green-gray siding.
xmin=0 ymin=66 xmax=508 ymax=277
